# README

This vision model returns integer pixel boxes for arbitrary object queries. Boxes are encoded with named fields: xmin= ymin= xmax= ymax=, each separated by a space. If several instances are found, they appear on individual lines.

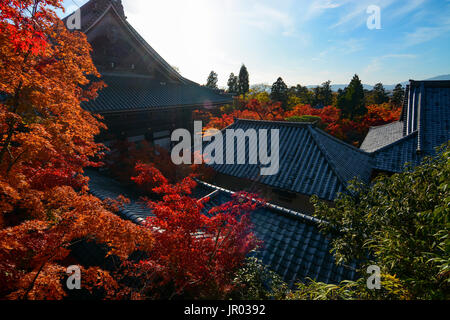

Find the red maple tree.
xmin=0 ymin=0 xmax=154 ymax=299
xmin=129 ymin=163 xmax=262 ymax=299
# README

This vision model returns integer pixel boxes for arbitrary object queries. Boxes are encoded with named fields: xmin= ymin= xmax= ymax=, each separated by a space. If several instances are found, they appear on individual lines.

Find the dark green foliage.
xmin=337 ymin=74 xmax=366 ymax=119
xmin=366 ymin=83 xmax=389 ymax=105
xmin=229 ymin=257 xmax=289 ymax=300
xmin=238 ymin=64 xmax=250 ymax=98
xmin=315 ymin=80 xmax=333 ymax=107
xmin=288 ymin=276 xmax=411 ymax=300
xmin=391 ymin=84 xmax=405 ymax=107
xmin=310 ymin=143 xmax=450 ymax=299
xmin=206 ymin=71 xmax=218 ymax=89
xmin=285 ymin=115 xmax=325 ymax=129
xmin=288 ymin=84 xmax=314 ymax=105
xmin=270 ymin=77 xmax=288 ymax=109
xmin=227 ymin=72 xmax=239 ymax=94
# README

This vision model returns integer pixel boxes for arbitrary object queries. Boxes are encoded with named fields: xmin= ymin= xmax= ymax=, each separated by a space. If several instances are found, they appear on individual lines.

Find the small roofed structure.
xmin=361 ymin=80 xmax=450 ymax=173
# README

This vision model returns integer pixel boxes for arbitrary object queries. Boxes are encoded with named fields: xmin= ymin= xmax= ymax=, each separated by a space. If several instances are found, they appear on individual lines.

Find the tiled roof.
xmin=360 ymin=121 xmax=404 ymax=153
xmin=87 ymin=169 xmax=152 ymax=224
xmin=194 ymin=181 xmax=358 ymax=286
xmin=208 ymin=119 xmax=373 ymax=201
xmin=85 ymin=170 xmax=358 ymax=286
xmin=64 ymin=1 xmax=233 ymax=112
xmin=371 ymin=132 xmax=423 ymax=172
xmin=361 ymin=80 xmax=450 ymax=172
xmin=82 ymin=73 xmax=232 ymax=113
xmin=65 ymin=0 xmax=183 ymax=82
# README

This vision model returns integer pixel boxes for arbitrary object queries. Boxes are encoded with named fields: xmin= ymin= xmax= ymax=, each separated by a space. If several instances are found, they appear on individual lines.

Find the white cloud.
xmin=329 ymin=0 xmax=397 ymax=30
xmin=363 ymin=54 xmax=417 ymax=73
xmin=388 ymin=0 xmax=427 ymax=18
xmin=404 ymin=25 xmax=450 ymax=47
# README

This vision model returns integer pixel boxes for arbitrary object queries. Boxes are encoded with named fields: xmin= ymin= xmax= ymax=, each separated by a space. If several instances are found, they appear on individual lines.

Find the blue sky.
xmin=60 ymin=0 xmax=450 ymax=88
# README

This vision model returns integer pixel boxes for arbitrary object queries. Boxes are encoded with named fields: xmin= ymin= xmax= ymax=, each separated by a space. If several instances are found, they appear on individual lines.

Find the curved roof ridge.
xmin=306 ymin=126 xmax=350 ymax=189
xmin=64 ymin=1 xmax=185 ymax=83
xmin=194 ymin=179 xmax=327 ymax=226
xmin=311 ymin=125 xmax=371 ymax=155
xmin=367 ymin=120 xmax=403 ymax=131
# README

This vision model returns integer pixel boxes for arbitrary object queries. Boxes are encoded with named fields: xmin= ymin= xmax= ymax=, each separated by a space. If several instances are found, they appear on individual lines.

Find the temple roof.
xmin=64 ymin=1 xmax=233 ymax=112
xmin=82 ymin=73 xmax=233 ymax=113
xmin=207 ymin=119 xmax=373 ymax=201
xmin=86 ymin=169 xmax=358 ymax=286
xmin=361 ymin=80 xmax=450 ymax=172
xmin=360 ymin=121 xmax=404 ymax=153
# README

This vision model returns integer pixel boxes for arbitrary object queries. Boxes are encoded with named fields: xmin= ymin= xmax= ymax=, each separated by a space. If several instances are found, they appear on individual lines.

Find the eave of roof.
xmin=82 ymin=73 xmax=233 ymax=113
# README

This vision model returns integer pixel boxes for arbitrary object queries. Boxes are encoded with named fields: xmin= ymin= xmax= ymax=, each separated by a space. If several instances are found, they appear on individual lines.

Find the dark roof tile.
xmin=208 ymin=119 xmax=372 ymax=201
xmin=85 ymin=170 xmax=358 ymax=287
xmin=83 ymin=73 xmax=232 ymax=113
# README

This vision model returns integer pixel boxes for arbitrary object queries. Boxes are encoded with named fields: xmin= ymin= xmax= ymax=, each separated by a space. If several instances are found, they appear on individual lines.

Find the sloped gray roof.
xmin=208 ymin=119 xmax=373 ymax=201
xmin=85 ymin=170 xmax=358 ymax=286
xmin=82 ymin=73 xmax=232 ymax=113
xmin=361 ymin=80 xmax=450 ymax=173
xmin=65 ymin=1 xmax=233 ymax=112
xmin=194 ymin=181 xmax=358 ymax=286
xmin=371 ymin=132 xmax=422 ymax=172
xmin=360 ymin=121 xmax=404 ymax=152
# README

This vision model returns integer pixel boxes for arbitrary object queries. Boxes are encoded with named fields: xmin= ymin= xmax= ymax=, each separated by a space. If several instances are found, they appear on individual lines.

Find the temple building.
xmin=64 ymin=0 xmax=232 ymax=145
xmin=361 ymin=80 xmax=450 ymax=174
xmin=65 ymin=1 xmax=450 ymax=288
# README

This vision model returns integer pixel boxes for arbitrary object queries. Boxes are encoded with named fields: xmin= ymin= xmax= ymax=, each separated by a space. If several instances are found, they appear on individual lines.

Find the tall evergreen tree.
xmin=206 ymin=71 xmax=218 ymax=89
xmin=335 ymin=88 xmax=347 ymax=109
xmin=338 ymin=74 xmax=366 ymax=119
xmin=311 ymin=81 xmax=333 ymax=107
xmin=270 ymin=77 xmax=288 ymax=110
xmin=321 ymin=80 xmax=333 ymax=107
xmin=367 ymin=83 xmax=389 ymax=105
xmin=391 ymin=84 xmax=405 ymax=107
xmin=238 ymin=64 xmax=250 ymax=98
xmin=227 ymin=73 xmax=239 ymax=94
xmin=289 ymin=84 xmax=313 ymax=105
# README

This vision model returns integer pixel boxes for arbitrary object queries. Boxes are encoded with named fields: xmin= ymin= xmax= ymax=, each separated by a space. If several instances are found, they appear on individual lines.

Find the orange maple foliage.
xmin=201 ymin=98 xmax=401 ymax=146
xmin=0 ymin=0 xmax=153 ymax=299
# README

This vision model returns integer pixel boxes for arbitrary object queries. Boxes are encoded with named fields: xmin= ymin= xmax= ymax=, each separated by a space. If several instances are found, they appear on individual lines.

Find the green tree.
xmin=321 ymin=80 xmax=333 ymax=107
xmin=337 ymin=74 xmax=366 ymax=119
xmin=391 ymin=84 xmax=405 ymax=108
xmin=206 ymin=70 xmax=218 ymax=89
xmin=289 ymin=84 xmax=314 ymax=105
xmin=238 ymin=64 xmax=250 ymax=98
xmin=227 ymin=72 xmax=239 ymax=94
xmin=309 ymin=143 xmax=450 ymax=299
xmin=270 ymin=77 xmax=288 ymax=110
xmin=366 ymin=83 xmax=389 ymax=105
xmin=285 ymin=115 xmax=325 ymax=129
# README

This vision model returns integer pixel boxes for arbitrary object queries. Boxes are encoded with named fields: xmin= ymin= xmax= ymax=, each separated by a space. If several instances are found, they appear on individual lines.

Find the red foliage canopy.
xmin=130 ymin=163 xmax=263 ymax=299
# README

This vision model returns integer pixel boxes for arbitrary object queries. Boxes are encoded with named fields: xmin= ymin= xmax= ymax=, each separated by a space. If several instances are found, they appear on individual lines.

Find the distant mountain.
xmin=422 ymin=74 xmax=450 ymax=81
xmin=250 ymin=75 xmax=450 ymax=94
xmin=306 ymin=74 xmax=450 ymax=92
